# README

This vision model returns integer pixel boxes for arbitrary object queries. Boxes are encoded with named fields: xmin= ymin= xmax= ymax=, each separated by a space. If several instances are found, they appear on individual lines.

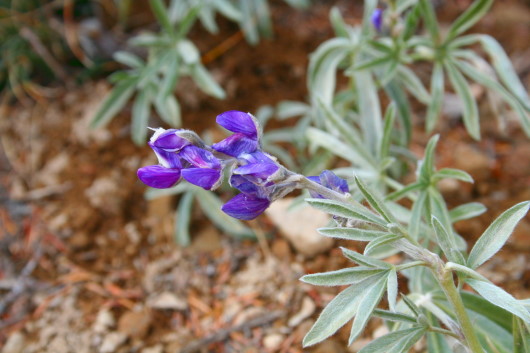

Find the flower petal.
xmin=320 ymin=170 xmax=349 ymax=194
xmin=181 ymin=168 xmax=222 ymax=190
xmin=150 ymin=143 xmax=182 ymax=169
xmin=221 ymin=193 xmax=270 ymax=220
xmin=137 ymin=165 xmax=181 ymax=189
xmin=371 ymin=8 xmax=383 ymax=32
xmin=229 ymin=175 xmax=262 ymax=195
xmin=233 ymin=163 xmax=279 ymax=184
xmin=179 ymin=145 xmax=221 ymax=169
xmin=150 ymin=128 xmax=190 ymax=152
xmin=216 ymin=110 xmax=259 ymax=139
xmin=212 ymin=133 xmax=258 ymax=157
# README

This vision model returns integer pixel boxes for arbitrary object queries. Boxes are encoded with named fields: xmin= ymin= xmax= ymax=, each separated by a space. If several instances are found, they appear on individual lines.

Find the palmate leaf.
xmin=341 ymin=247 xmax=391 ymax=269
xmin=358 ymin=326 xmax=427 ymax=353
xmin=467 ymin=201 xmax=530 ymax=269
xmin=303 ymin=272 xmax=388 ymax=347
xmin=318 ymin=227 xmax=388 ymax=241
xmin=467 ymin=279 xmax=530 ymax=324
xmin=431 ymin=216 xmax=463 ymax=264
xmin=364 ymin=234 xmax=401 ymax=256
xmin=355 ymin=176 xmax=399 ymax=225
xmin=446 ymin=0 xmax=493 ymax=41
xmin=432 ymin=168 xmax=473 ymax=184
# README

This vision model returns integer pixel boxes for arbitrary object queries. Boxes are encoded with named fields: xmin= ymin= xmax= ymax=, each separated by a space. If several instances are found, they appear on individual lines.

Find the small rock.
xmin=93 ymin=309 xmax=115 ymax=334
xmin=100 ymin=332 xmax=127 ymax=353
xmin=263 ymin=333 xmax=284 ymax=351
xmin=265 ymin=198 xmax=333 ymax=257
xmin=141 ymin=344 xmax=164 ymax=353
xmin=148 ymin=292 xmax=187 ymax=311
xmin=452 ymin=144 xmax=491 ymax=181
xmin=2 ymin=332 xmax=25 ymax=353
xmin=288 ymin=297 xmax=316 ymax=327
xmin=118 ymin=309 xmax=152 ymax=338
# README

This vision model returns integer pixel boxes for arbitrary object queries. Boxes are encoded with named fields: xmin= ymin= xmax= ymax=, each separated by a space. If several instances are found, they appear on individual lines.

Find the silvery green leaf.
xmin=426 ymin=63 xmax=444 ymax=133
xmin=131 ymin=88 xmax=151 ymax=145
xmin=91 ymin=78 xmax=136 ymax=128
xmin=149 ymin=0 xmax=175 ymax=35
xmin=352 ymin=55 xmax=393 ymax=72
xmin=176 ymin=4 xmax=200 ymax=38
xmin=283 ymin=0 xmax=310 ymax=8
xmin=238 ymin=0 xmax=259 ymax=44
xmin=159 ymin=55 xmax=180 ymax=98
xmin=446 ymin=0 xmax=493 ymax=41
xmin=302 ymin=274 xmax=383 ymax=347
xmin=253 ymin=0 xmax=272 ymax=39
xmin=306 ymin=127 xmax=376 ymax=171
xmin=426 ymin=312 xmax=454 ymax=353
xmin=341 ymin=247 xmax=391 ymax=269
xmin=468 ymin=201 xmax=529 ymax=269
xmin=318 ymin=227 xmax=388 ymax=241
xmin=308 ymin=37 xmax=351 ymax=104
xmin=175 ymin=191 xmax=194 ymax=246
xmin=513 ymin=316 xmax=530 ymax=353
xmin=364 ymin=234 xmax=401 ymax=256
xmin=380 ymin=102 xmax=396 ymax=159
xmin=355 ymin=176 xmax=399 ymax=225
xmin=422 ymin=297 xmax=460 ymax=333
xmin=468 ymin=310 xmax=514 ymax=353
xmin=329 ymin=6 xmax=349 ymax=38
xmin=349 ymin=274 xmax=389 ymax=344
xmin=477 ymin=35 xmax=530 ymax=109
xmin=190 ymin=63 xmax=226 ymax=99
xmin=418 ymin=0 xmax=440 ymax=41
xmin=428 ymin=188 xmax=466 ymax=256
xmin=460 ymin=291 xmax=513 ymax=332
xmin=358 ymin=326 xmax=427 ymax=353
xmin=356 ymin=71 xmax=383 ymax=157
xmin=385 ymin=81 xmax=412 ymax=145
xmin=387 ymin=268 xmax=398 ymax=312
xmin=300 ymin=267 xmax=385 ymax=286
xmin=213 ymin=0 xmax=242 ymax=21
xmin=113 ymin=51 xmax=144 ymax=68
xmin=198 ymin=6 xmax=218 ymax=33
xmin=386 ymin=182 xmax=422 ymax=202
xmin=408 ymin=190 xmax=427 ymax=239
xmin=467 ymin=279 xmax=530 ymax=324
xmin=155 ymin=95 xmax=181 ymax=127
xmin=455 ymin=59 xmax=530 ymax=137
xmin=396 ymin=0 xmax=419 ymax=14
xmin=373 ymin=309 xmax=417 ymax=324
xmin=449 ymin=202 xmax=487 ymax=223
xmin=445 ymin=60 xmax=480 ymax=140
xmin=419 ymin=134 xmax=439 ymax=183
xmin=177 ymin=40 xmax=200 ymax=64
xmin=195 ymin=189 xmax=254 ymax=239
xmin=432 ymin=168 xmax=473 ymax=184
xmin=276 ymin=100 xmax=309 ymax=119
xmin=306 ymin=198 xmax=386 ymax=226
xmin=145 ymin=183 xmax=190 ymax=200
xmin=396 ymin=66 xmax=431 ymax=104
xmin=361 ymin=0 xmax=378 ymax=37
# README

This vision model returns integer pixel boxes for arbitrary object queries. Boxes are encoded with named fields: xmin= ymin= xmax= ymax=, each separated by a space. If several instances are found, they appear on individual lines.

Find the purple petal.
xmin=181 ymin=168 xmax=222 ymax=190
xmin=216 ymin=110 xmax=258 ymax=139
xmin=320 ymin=170 xmax=349 ymax=194
xmin=233 ymin=163 xmax=279 ymax=183
xmin=150 ymin=143 xmax=182 ymax=169
xmin=221 ymin=193 xmax=270 ymax=220
xmin=137 ymin=165 xmax=181 ymax=189
xmin=229 ymin=175 xmax=262 ymax=195
xmin=179 ymin=145 xmax=220 ymax=169
xmin=371 ymin=9 xmax=383 ymax=32
xmin=150 ymin=128 xmax=190 ymax=152
xmin=212 ymin=133 xmax=258 ymax=157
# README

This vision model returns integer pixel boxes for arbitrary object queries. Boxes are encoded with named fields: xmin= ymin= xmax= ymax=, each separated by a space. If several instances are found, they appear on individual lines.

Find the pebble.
xmin=262 ymin=333 xmax=284 ymax=350
xmin=288 ymin=297 xmax=316 ymax=327
xmin=265 ymin=198 xmax=333 ymax=257
xmin=118 ymin=309 xmax=152 ymax=338
xmin=100 ymin=332 xmax=127 ymax=353
xmin=148 ymin=292 xmax=188 ymax=311
xmin=2 ymin=332 xmax=25 ymax=353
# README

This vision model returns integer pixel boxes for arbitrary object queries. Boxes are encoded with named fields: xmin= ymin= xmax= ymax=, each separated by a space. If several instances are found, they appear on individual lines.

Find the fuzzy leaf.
xmin=175 ymin=191 xmax=194 ymax=246
xmin=131 ymin=88 xmax=151 ymax=145
xmin=446 ymin=0 xmax=493 ymax=40
xmin=355 ymin=176 xmax=398 ymax=224
xmin=468 ymin=201 xmax=530 ymax=269
xmin=449 ymin=202 xmax=487 ymax=223
xmin=91 ymin=79 xmax=136 ymax=128
xmin=432 ymin=168 xmax=474 ymax=183
xmin=467 ymin=279 xmax=530 ymax=324
xmin=190 ymin=63 xmax=226 ymax=99
xmin=426 ymin=63 xmax=444 ymax=132
xmin=358 ymin=326 xmax=427 ymax=353
xmin=318 ymin=227 xmax=388 ymax=241
xmin=341 ymin=247 xmax=391 ymax=269
xmin=306 ymin=198 xmax=386 ymax=226
xmin=301 ymin=267 xmax=384 ymax=287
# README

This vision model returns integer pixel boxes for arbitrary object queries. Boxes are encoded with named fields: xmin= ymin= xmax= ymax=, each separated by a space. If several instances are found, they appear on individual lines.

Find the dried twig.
xmin=179 ymin=310 xmax=284 ymax=353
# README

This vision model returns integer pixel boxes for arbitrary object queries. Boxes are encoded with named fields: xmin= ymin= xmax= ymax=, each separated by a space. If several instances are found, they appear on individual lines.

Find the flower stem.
xmin=435 ymin=266 xmax=485 ymax=353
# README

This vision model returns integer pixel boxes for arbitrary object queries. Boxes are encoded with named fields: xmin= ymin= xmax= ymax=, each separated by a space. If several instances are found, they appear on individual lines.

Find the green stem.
xmin=436 ymin=267 xmax=485 ymax=353
xmin=428 ymin=326 xmax=461 ymax=340
xmin=396 ymin=260 xmax=428 ymax=271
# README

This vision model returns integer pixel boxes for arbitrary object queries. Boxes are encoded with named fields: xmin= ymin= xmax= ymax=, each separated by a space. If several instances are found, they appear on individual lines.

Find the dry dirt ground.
xmin=1 ymin=1 xmax=530 ymax=352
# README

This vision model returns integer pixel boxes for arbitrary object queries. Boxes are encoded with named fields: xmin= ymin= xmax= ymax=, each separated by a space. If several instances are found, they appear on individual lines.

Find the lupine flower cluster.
xmin=137 ymin=110 xmax=349 ymax=220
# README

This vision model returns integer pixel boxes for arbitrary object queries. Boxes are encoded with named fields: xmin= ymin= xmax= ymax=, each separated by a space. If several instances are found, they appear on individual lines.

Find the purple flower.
xmin=371 ymin=8 xmax=383 ymax=32
xmin=233 ymin=151 xmax=280 ymax=185
xmin=308 ymin=170 xmax=349 ymax=198
xmin=221 ymin=193 xmax=271 ymax=220
xmin=212 ymin=111 xmax=260 ymax=157
xmin=150 ymin=128 xmax=190 ymax=152
xmin=179 ymin=145 xmax=222 ymax=190
xmin=137 ymin=165 xmax=181 ymax=189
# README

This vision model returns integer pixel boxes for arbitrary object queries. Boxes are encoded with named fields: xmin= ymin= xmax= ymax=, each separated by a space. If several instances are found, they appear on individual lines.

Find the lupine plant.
xmin=135 ymin=1 xmax=530 ymax=351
